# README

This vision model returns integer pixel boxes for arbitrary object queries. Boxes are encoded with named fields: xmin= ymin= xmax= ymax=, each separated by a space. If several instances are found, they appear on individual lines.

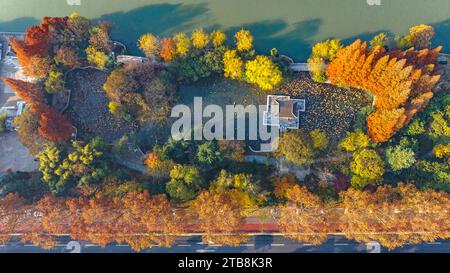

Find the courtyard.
xmin=65 ymin=68 xmax=136 ymax=143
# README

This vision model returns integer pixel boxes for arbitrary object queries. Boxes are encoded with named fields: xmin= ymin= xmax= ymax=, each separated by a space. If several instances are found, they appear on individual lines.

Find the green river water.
xmin=0 ymin=0 xmax=449 ymax=60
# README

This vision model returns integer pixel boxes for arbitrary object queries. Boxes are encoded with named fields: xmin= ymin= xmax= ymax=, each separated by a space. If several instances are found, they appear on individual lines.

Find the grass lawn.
xmin=178 ymin=77 xmax=267 ymax=109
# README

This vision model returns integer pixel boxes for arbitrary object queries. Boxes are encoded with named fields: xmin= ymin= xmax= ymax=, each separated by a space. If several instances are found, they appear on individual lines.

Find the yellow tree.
xmin=223 ymin=49 xmax=244 ymax=80
xmin=86 ymin=45 xmax=110 ymax=69
xmin=138 ymin=33 xmax=160 ymax=57
xmin=235 ymin=29 xmax=253 ymax=52
xmin=245 ymin=55 xmax=282 ymax=90
xmin=210 ymin=30 xmax=227 ymax=47
xmin=173 ymin=32 xmax=191 ymax=57
xmin=191 ymin=28 xmax=209 ymax=49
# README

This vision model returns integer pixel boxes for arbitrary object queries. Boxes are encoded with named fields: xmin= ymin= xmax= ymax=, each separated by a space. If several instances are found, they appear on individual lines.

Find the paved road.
xmin=0 ymin=235 xmax=448 ymax=253
xmin=0 ymin=132 xmax=38 ymax=174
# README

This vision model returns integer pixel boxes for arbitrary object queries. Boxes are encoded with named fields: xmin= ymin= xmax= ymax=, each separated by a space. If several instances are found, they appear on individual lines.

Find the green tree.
xmin=203 ymin=46 xmax=226 ymax=74
xmin=37 ymin=145 xmax=66 ymax=195
xmin=349 ymin=149 xmax=385 ymax=189
xmin=197 ymin=141 xmax=224 ymax=167
xmin=405 ymin=119 xmax=426 ymax=136
xmin=210 ymin=170 xmax=261 ymax=209
xmin=44 ymin=67 xmax=64 ymax=94
xmin=166 ymin=164 xmax=204 ymax=201
xmin=86 ymin=45 xmax=112 ymax=69
xmin=338 ymin=130 xmax=371 ymax=152
xmin=407 ymin=160 xmax=450 ymax=192
xmin=169 ymin=53 xmax=211 ymax=82
xmin=370 ymin=33 xmax=390 ymax=49
xmin=277 ymin=130 xmax=316 ymax=166
xmin=154 ymin=139 xmax=196 ymax=164
xmin=0 ymin=172 xmax=48 ymax=202
xmin=0 ymin=112 xmax=7 ymax=133
xmin=385 ymin=145 xmax=416 ymax=171
xmin=37 ymin=138 xmax=108 ymax=195
xmin=13 ymin=108 xmax=51 ymax=155
xmin=310 ymin=129 xmax=329 ymax=151
xmin=395 ymin=35 xmax=413 ymax=50
xmin=428 ymin=110 xmax=450 ymax=141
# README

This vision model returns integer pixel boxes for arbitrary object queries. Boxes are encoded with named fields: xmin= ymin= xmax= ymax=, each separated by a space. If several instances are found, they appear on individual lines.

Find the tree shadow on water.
xmin=226 ymin=18 xmax=322 ymax=61
xmin=0 ymin=17 xmax=40 ymax=32
xmin=98 ymin=3 xmax=211 ymax=54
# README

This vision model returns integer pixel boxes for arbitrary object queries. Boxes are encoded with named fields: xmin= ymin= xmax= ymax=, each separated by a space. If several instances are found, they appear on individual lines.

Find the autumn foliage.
xmin=193 ymin=191 xmax=248 ymax=246
xmin=2 ymin=78 xmax=45 ymax=112
xmin=1 ymin=183 xmax=450 ymax=250
xmin=326 ymin=40 xmax=441 ymax=142
xmin=37 ymin=105 xmax=73 ymax=143
xmin=159 ymin=38 xmax=177 ymax=62
xmin=2 ymin=78 xmax=73 ymax=143
xmin=9 ymin=17 xmax=69 ymax=77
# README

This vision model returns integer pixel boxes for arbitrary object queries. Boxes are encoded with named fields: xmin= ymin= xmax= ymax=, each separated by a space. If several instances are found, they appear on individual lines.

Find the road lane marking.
xmin=209 ymin=244 xmax=223 ymax=247
xmin=270 ymin=243 xmax=285 ymax=247
xmin=241 ymin=244 xmax=255 ymax=247
xmin=196 ymin=249 xmax=216 ymax=253
xmin=178 ymin=244 xmax=192 ymax=247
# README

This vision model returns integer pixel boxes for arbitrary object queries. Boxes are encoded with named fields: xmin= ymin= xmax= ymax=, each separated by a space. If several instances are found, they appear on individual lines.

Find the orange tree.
xmin=326 ymin=40 xmax=441 ymax=142
xmin=192 ymin=191 xmax=248 ymax=246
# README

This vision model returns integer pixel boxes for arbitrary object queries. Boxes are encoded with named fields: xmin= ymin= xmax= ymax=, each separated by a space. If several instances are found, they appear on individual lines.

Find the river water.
xmin=0 ymin=0 xmax=449 ymax=60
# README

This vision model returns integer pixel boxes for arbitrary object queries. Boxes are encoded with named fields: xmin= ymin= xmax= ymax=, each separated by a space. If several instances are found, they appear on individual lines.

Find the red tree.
xmin=9 ymin=16 xmax=70 ymax=76
xmin=2 ymin=78 xmax=45 ymax=112
xmin=37 ymin=105 xmax=73 ymax=143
